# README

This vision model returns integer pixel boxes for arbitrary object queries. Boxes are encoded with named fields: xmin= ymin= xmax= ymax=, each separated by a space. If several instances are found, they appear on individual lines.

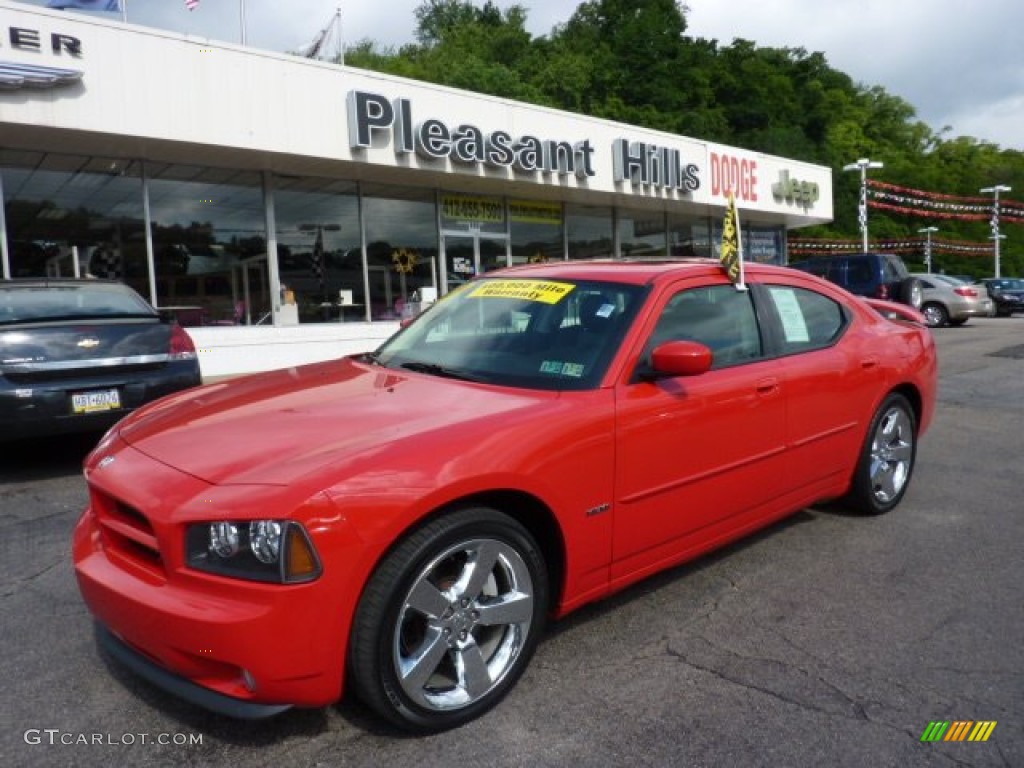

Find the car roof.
xmin=493 ymin=257 xmax=794 ymax=286
xmin=0 ymin=278 xmax=131 ymax=291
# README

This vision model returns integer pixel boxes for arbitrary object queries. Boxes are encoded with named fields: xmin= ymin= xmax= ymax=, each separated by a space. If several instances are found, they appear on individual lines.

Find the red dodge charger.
xmin=74 ymin=259 xmax=936 ymax=732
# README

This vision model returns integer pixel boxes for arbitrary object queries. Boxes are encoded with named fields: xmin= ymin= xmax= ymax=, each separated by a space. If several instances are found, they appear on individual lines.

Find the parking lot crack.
xmin=0 ymin=558 xmax=62 ymax=597
xmin=664 ymin=635 xmax=871 ymax=724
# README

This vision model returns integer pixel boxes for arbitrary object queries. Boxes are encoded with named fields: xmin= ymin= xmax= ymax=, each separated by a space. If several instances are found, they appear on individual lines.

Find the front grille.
xmin=92 ymin=490 xmax=166 ymax=579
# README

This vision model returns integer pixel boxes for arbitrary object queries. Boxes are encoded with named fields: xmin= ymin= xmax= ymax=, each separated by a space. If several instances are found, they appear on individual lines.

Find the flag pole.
xmin=239 ymin=0 xmax=247 ymax=45
xmin=121 ymin=0 xmax=127 ymax=23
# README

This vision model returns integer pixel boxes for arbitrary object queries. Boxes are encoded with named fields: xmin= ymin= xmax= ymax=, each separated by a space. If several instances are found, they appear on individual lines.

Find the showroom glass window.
xmin=619 ymin=209 xmax=667 ymax=258
xmin=509 ymin=200 xmax=564 ymax=265
xmin=146 ymin=165 xmax=268 ymax=326
xmin=1 ymin=151 xmax=145 ymax=281
xmin=668 ymin=212 xmax=712 ymax=257
xmin=273 ymin=177 xmax=362 ymax=323
xmin=708 ymin=219 xmax=785 ymax=267
xmin=566 ymin=204 xmax=613 ymax=260
xmin=440 ymin=191 xmax=509 ymax=277
xmin=746 ymin=226 xmax=785 ymax=265
xmin=362 ymin=185 xmax=438 ymax=321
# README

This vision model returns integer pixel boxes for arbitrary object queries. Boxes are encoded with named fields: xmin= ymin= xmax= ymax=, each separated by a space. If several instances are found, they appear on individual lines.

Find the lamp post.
xmin=980 ymin=185 xmax=1011 ymax=278
xmin=844 ymin=158 xmax=884 ymax=253
xmin=918 ymin=226 xmax=938 ymax=273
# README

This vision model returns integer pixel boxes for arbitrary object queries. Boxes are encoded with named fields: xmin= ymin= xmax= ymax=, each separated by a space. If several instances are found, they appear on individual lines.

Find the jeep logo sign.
xmin=772 ymin=170 xmax=819 ymax=207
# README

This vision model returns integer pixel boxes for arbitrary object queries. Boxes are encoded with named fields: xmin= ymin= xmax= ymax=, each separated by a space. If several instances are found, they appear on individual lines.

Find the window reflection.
xmin=619 ymin=209 xmax=666 ymax=258
xmin=566 ymin=204 xmax=612 ymax=259
xmin=146 ymin=168 xmax=268 ymax=326
xmin=669 ymin=213 xmax=711 ymax=258
xmin=273 ymin=178 xmax=362 ymax=323
xmin=1 ymin=152 xmax=145 ymax=281
xmin=510 ymin=199 xmax=563 ymax=265
xmin=362 ymin=186 xmax=439 ymax=321
xmin=1 ymin=151 xmax=785 ymax=327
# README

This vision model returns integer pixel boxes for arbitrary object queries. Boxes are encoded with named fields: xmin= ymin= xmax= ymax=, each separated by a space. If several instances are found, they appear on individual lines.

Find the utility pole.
xmin=918 ymin=226 xmax=938 ymax=273
xmin=980 ymin=185 xmax=1011 ymax=278
xmin=843 ymin=158 xmax=884 ymax=253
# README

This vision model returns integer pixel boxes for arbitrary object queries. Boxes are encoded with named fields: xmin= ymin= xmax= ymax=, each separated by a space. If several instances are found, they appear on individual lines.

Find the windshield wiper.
xmin=400 ymin=361 xmax=483 ymax=382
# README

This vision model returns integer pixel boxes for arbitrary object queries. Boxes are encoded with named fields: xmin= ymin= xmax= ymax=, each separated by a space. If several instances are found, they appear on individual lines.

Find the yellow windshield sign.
xmin=468 ymin=280 xmax=575 ymax=304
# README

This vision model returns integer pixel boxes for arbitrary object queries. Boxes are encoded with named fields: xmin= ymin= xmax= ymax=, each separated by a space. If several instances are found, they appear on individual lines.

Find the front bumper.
xmin=95 ymin=623 xmax=291 ymax=719
xmin=72 ymin=439 xmax=356 ymax=715
xmin=949 ymin=301 xmax=995 ymax=320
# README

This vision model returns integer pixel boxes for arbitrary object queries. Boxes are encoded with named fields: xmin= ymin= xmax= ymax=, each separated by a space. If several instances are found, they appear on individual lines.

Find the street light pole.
xmin=843 ymin=158 xmax=884 ymax=253
xmin=918 ymin=226 xmax=938 ymax=273
xmin=980 ymin=185 xmax=1011 ymax=279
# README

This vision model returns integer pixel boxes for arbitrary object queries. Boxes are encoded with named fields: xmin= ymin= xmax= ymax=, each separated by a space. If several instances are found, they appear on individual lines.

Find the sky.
xmin=24 ymin=0 xmax=1024 ymax=152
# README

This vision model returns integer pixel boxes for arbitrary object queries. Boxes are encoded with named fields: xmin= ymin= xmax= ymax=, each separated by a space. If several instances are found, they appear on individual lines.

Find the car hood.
xmin=117 ymin=357 xmax=557 ymax=486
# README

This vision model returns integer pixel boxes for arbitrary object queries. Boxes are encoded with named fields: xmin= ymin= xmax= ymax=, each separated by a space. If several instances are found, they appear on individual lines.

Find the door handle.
xmin=861 ymin=357 xmax=879 ymax=369
xmin=756 ymin=377 xmax=779 ymax=394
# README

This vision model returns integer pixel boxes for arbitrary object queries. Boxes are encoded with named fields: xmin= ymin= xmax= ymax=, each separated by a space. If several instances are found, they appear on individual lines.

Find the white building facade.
xmin=0 ymin=2 xmax=833 ymax=378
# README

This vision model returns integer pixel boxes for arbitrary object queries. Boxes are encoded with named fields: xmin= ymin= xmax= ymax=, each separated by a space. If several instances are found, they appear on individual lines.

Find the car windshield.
xmin=373 ymin=276 xmax=647 ymax=390
xmin=0 ymin=283 xmax=156 ymax=325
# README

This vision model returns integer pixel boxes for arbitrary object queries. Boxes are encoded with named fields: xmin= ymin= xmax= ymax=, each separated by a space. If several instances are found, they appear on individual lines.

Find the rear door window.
xmin=765 ymin=285 xmax=848 ymax=354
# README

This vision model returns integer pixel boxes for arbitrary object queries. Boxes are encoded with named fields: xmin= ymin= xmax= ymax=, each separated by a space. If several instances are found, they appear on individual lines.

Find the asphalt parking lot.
xmin=2 ymin=317 xmax=1022 ymax=768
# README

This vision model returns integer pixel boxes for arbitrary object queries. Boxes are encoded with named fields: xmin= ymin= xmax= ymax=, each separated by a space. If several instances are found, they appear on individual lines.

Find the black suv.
xmin=789 ymin=252 xmax=923 ymax=309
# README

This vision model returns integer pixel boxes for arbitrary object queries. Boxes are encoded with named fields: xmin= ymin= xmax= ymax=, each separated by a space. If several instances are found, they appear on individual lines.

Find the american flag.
xmin=185 ymin=0 xmax=200 ymax=10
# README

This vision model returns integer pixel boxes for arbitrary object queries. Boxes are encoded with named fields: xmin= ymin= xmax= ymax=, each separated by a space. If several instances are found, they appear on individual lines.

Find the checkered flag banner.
xmin=88 ymin=245 xmax=122 ymax=279
xmin=310 ymin=228 xmax=325 ymax=289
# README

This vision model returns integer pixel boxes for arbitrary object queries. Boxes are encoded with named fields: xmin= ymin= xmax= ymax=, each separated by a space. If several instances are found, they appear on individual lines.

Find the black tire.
xmin=920 ymin=302 xmax=948 ymax=328
xmin=842 ymin=393 xmax=917 ymax=515
xmin=348 ymin=507 xmax=548 ymax=733
xmin=900 ymin=277 xmax=923 ymax=309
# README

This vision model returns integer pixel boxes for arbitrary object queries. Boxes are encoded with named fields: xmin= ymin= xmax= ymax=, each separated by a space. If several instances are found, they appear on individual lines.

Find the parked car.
xmin=1 ymin=279 xmax=201 ymax=441
xmin=789 ymin=252 xmax=923 ymax=309
xmin=980 ymin=277 xmax=1024 ymax=317
xmin=945 ymin=274 xmax=978 ymax=285
xmin=74 ymin=259 xmax=937 ymax=732
xmin=910 ymin=273 xmax=994 ymax=327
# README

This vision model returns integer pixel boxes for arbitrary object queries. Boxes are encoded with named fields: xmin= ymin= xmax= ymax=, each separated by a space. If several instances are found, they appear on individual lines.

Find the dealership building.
xmin=0 ymin=1 xmax=833 ymax=378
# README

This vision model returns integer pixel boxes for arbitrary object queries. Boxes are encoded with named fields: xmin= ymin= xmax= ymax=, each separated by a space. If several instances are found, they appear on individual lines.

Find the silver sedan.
xmin=911 ymin=273 xmax=995 ymax=327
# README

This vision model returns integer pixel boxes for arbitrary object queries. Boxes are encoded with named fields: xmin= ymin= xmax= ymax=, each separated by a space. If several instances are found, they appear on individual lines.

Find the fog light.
xmin=249 ymin=520 xmax=282 ymax=564
xmin=209 ymin=522 xmax=240 ymax=558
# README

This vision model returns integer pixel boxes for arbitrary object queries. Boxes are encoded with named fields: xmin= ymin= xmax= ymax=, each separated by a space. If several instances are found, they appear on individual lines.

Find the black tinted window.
xmin=0 ymin=283 xmax=154 ymax=325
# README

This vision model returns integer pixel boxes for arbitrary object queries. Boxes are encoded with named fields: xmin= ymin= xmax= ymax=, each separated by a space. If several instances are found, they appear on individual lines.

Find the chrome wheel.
xmin=868 ymin=404 xmax=915 ymax=504
xmin=350 ymin=507 xmax=547 ymax=732
xmin=921 ymin=303 xmax=947 ymax=327
xmin=394 ymin=537 xmax=535 ymax=711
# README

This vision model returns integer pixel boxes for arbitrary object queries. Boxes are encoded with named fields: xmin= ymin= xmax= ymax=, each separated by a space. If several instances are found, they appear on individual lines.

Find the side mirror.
xmin=650 ymin=340 xmax=713 ymax=377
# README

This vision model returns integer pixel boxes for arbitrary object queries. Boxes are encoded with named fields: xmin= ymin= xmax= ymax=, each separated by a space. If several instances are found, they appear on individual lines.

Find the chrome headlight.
xmin=186 ymin=520 xmax=321 ymax=583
